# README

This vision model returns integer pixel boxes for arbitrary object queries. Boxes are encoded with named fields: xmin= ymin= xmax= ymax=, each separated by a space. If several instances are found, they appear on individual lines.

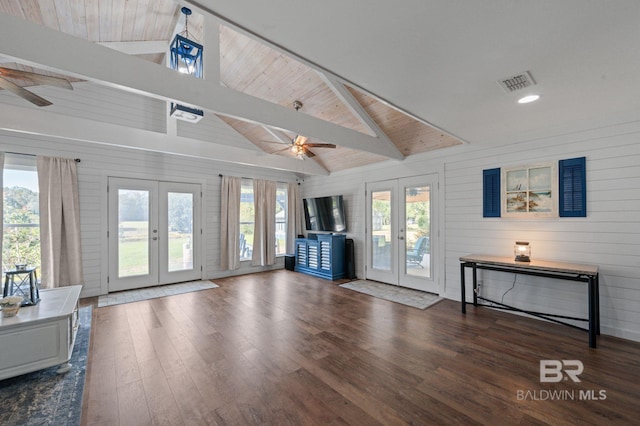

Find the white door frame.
xmin=107 ymin=177 xmax=202 ymax=292
xmin=365 ymin=174 xmax=439 ymax=293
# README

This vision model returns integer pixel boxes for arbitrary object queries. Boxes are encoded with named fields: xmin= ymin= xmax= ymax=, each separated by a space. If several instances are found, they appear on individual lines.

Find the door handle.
xmin=398 ymin=236 xmax=404 ymax=240
xmin=152 ymin=237 xmax=158 ymax=241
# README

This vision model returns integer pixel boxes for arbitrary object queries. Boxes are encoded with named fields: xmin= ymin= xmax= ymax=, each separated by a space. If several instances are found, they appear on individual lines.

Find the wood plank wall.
xmin=1 ymin=84 xmax=639 ymax=343
xmin=301 ymin=121 xmax=640 ymax=343
xmin=1 ymin=130 xmax=296 ymax=296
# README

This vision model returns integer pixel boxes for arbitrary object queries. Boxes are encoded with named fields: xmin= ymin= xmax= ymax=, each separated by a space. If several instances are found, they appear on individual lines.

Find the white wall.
xmin=0 ymin=130 xmax=297 ymax=298
xmin=2 ymin=82 xmax=638 ymax=343
xmin=301 ymin=120 xmax=640 ymax=343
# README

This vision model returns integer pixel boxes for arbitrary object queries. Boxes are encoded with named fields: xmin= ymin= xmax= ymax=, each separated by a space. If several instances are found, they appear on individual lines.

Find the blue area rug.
xmin=0 ymin=306 xmax=91 ymax=426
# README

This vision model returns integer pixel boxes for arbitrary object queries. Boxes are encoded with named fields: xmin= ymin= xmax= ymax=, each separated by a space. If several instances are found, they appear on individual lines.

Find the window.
xmin=2 ymin=155 xmax=40 ymax=275
xmin=239 ymin=179 xmax=254 ymax=260
xmin=238 ymin=179 xmax=288 ymax=260
xmin=276 ymin=183 xmax=288 ymax=256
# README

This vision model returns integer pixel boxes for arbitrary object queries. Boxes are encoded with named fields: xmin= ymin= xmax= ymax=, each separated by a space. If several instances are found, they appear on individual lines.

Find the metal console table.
xmin=459 ymin=254 xmax=600 ymax=348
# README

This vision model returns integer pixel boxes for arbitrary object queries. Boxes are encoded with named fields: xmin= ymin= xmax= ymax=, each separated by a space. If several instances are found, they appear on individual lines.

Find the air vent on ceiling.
xmin=498 ymin=71 xmax=536 ymax=93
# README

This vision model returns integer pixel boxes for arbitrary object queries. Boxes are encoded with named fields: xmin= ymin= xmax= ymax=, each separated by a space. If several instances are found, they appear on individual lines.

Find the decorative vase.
xmin=0 ymin=296 xmax=24 ymax=317
xmin=2 ymin=304 xmax=20 ymax=317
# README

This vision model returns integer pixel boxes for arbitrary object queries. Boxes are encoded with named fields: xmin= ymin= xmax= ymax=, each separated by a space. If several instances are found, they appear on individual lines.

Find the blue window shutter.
xmin=559 ymin=157 xmax=586 ymax=217
xmin=483 ymin=168 xmax=501 ymax=217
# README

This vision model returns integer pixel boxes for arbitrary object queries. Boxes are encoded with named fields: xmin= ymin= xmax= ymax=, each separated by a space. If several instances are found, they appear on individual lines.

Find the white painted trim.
xmin=316 ymin=71 xmax=381 ymax=138
xmin=181 ymin=0 xmax=464 ymax=145
xmin=0 ymin=14 xmax=403 ymax=161
xmin=0 ymin=104 xmax=329 ymax=176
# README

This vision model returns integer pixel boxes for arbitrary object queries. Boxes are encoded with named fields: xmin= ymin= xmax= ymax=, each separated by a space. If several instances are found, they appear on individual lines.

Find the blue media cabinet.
xmin=294 ymin=234 xmax=346 ymax=280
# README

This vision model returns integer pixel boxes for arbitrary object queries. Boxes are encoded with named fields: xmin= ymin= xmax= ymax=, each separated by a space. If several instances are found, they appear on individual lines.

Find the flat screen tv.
xmin=303 ymin=195 xmax=347 ymax=232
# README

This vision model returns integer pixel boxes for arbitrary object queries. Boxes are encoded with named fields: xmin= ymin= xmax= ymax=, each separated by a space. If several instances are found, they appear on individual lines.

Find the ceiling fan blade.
xmin=0 ymin=76 xmax=52 ymax=107
xmin=0 ymin=67 xmax=73 ymax=90
xmin=303 ymin=148 xmax=316 ymax=158
xmin=304 ymin=143 xmax=336 ymax=149
xmin=272 ymin=146 xmax=292 ymax=153
xmin=260 ymin=140 xmax=292 ymax=146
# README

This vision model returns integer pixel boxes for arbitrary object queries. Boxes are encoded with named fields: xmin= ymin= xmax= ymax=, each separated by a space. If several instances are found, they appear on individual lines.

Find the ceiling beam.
xmin=98 ymin=41 xmax=169 ymax=55
xmin=0 ymin=104 xmax=329 ymax=176
xmin=0 ymin=14 xmax=404 ymax=161
xmin=317 ymin=72 xmax=389 ymax=139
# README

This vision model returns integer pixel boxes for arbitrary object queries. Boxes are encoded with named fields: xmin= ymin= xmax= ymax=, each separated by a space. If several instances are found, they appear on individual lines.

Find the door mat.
xmin=98 ymin=280 xmax=219 ymax=307
xmin=340 ymin=280 xmax=443 ymax=309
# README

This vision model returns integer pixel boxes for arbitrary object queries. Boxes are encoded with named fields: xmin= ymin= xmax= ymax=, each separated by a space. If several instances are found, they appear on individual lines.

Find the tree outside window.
xmin=2 ymin=165 xmax=40 ymax=275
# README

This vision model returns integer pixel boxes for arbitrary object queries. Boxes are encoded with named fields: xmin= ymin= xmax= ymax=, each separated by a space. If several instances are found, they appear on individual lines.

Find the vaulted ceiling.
xmin=1 ymin=1 xmax=640 ymax=176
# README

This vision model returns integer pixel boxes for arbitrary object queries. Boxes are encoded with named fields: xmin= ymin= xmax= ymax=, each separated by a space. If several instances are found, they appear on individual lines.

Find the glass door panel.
xmin=118 ymin=189 xmax=151 ymax=277
xmin=404 ymin=185 xmax=431 ymax=279
xmin=159 ymin=182 xmax=201 ymax=284
xmin=109 ymin=178 xmax=158 ymax=292
xmin=372 ymin=190 xmax=392 ymax=272
xmin=366 ymin=182 xmax=398 ymax=284
xmin=167 ymin=192 xmax=193 ymax=272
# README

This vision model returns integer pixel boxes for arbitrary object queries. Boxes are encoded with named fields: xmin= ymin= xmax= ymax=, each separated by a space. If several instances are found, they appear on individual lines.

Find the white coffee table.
xmin=0 ymin=285 xmax=82 ymax=380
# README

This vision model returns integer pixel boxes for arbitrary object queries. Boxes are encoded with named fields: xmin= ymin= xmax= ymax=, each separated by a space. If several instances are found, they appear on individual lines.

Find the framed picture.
xmin=501 ymin=162 xmax=557 ymax=217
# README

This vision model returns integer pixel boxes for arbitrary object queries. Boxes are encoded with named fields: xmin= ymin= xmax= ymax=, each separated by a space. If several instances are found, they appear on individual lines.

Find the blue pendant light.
xmin=170 ymin=7 xmax=204 ymax=122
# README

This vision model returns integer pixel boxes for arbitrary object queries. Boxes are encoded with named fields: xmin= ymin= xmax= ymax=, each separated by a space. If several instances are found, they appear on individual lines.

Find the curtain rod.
xmin=3 ymin=151 xmax=81 ymax=162
xmin=219 ymin=173 xmax=246 ymax=179
xmin=218 ymin=174 xmax=299 ymax=184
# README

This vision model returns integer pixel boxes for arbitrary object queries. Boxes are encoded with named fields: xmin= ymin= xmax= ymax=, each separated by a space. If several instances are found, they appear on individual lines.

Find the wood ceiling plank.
xmin=120 ymin=0 xmax=138 ymax=41
xmin=36 ymin=0 xmax=61 ymax=31
xmin=144 ymin=0 xmax=177 ymax=42
xmin=98 ymin=0 xmax=113 ymax=41
xmin=85 ymin=0 xmax=101 ymax=41
xmin=110 ymin=0 xmax=126 ymax=41
xmin=219 ymin=25 xmax=372 ymax=138
xmin=18 ymin=0 xmax=44 ymax=24
xmin=0 ymin=0 xmax=25 ymax=19
xmin=0 ymin=2 xmax=460 ymax=171
xmin=130 ymin=0 xmax=149 ymax=41
xmin=68 ymin=0 xmax=88 ymax=40
xmin=311 ymin=146 xmax=386 ymax=173
xmin=346 ymin=86 xmax=463 ymax=156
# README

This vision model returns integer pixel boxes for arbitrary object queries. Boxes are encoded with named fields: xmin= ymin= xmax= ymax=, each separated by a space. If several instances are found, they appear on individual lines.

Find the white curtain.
xmin=37 ymin=156 xmax=83 ymax=288
xmin=0 ymin=153 xmax=3 ymax=275
xmin=220 ymin=176 xmax=241 ymax=270
xmin=252 ymin=179 xmax=276 ymax=266
xmin=286 ymin=182 xmax=303 ymax=254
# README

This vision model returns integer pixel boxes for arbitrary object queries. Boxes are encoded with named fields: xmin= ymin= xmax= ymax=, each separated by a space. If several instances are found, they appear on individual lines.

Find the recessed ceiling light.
xmin=518 ymin=94 xmax=540 ymax=104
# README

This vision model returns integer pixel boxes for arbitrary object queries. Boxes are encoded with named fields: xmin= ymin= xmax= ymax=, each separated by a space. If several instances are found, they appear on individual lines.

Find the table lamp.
xmin=514 ymin=241 xmax=531 ymax=262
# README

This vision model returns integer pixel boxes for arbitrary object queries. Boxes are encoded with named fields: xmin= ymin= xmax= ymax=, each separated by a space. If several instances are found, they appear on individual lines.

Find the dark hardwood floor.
xmin=81 ymin=270 xmax=640 ymax=425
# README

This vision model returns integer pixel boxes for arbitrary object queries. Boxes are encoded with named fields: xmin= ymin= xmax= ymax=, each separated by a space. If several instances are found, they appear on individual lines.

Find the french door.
xmin=365 ymin=175 xmax=438 ymax=293
xmin=108 ymin=177 xmax=202 ymax=292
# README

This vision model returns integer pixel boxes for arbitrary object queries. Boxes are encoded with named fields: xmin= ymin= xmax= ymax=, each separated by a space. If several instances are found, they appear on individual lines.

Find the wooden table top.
xmin=459 ymin=254 xmax=598 ymax=276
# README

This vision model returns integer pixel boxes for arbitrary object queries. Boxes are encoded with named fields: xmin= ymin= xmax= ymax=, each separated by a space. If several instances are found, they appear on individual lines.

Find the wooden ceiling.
xmin=0 ymin=1 xmax=463 ymax=173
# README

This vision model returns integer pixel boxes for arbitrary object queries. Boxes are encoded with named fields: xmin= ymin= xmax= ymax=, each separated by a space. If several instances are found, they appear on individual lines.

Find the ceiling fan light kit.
xmin=262 ymin=101 xmax=337 ymax=159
